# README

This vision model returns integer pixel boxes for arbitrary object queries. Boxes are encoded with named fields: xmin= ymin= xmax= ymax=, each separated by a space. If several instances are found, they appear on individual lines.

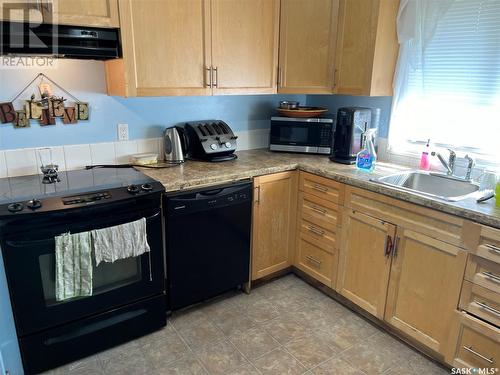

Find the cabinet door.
xmin=113 ymin=0 xmax=212 ymax=97
xmin=337 ymin=209 xmax=396 ymax=318
xmin=385 ymin=229 xmax=467 ymax=355
xmin=0 ymin=0 xmax=42 ymax=22
xmin=334 ymin=0 xmax=398 ymax=96
xmin=278 ymin=0 xmax=339 ymax=94
xmin=252 ymin=171 xmax=297 ymax=280
xmin=49 ymin=0 xmax=119 ymax=27
xmin=211 ymin=0 xmax=279 ymax=95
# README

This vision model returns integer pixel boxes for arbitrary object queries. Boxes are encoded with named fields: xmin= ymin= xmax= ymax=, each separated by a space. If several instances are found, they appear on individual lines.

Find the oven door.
xmin=270 ymin=118 xmax=323 ymax=152
xmin=1 ymin=195 xmax=164 ymax=337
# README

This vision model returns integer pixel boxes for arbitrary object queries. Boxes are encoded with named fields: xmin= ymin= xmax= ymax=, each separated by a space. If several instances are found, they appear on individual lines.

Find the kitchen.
xmin=0 ymin=0 xmax=499 ymax=374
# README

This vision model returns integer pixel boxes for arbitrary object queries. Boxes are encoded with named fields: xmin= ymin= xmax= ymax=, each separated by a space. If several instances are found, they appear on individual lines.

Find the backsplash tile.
xmin=90 ymin=143 xmax=116 ymax=165
xmin=137 ymin=138 xmax=159 ymax=156
xmin=0 ymin=152 xmax=7 ymax=178
xmin=5 ymin=148 xmax=37 ymax=177
xmin=64 ymin=144 xmax=92 ymax=170
xmin=114 ymin=140 xmax=138 ymax=164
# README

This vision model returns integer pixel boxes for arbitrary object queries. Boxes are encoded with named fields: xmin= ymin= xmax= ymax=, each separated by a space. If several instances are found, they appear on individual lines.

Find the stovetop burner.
xmin=0 ymin=167 xmax=163 ymax=217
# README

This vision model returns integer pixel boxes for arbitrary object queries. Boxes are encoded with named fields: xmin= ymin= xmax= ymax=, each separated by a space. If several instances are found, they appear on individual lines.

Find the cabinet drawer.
xmin=299 ymin=192 xmax=340 ymax=232
xmin=460 ymin=281 xmax=500 ymax=327
xmin=450 ymin=312 xmax=499 ymax=369
xmin=299 ymin=172 xmax=343 ymax=204
xmin=296 ymin=234 xmax=336 ymax=288
xmin=467 ymin=224 xmax=500 ymax=264
xmin=465 ymin=254 xmax=500 ymax=293
xmin=299 ymin=218 xmax=337 ymax=253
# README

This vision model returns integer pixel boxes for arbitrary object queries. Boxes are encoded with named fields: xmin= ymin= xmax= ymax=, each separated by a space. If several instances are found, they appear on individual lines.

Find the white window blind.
xmin=389 ymin=0 xmax=500 ymax=157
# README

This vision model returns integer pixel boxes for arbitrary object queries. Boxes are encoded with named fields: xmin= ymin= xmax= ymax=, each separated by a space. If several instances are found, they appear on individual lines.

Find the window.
xmin=389 ymin=0 xmax=500 ymax=159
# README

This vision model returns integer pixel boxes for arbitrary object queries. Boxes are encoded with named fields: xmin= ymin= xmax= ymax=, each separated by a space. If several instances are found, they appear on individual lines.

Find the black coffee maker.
xmin=330 ymin=107 xmax=379 ymax=164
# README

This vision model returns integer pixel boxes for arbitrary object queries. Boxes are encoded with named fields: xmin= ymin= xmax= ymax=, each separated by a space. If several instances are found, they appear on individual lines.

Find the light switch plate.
xmin=117 ymin=123 xmax=129 ymax=141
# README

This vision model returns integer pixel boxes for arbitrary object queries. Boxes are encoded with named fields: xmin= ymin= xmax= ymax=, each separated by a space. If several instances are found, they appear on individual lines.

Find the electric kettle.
xmin=163 ymin=126 xmax=185 ymax=163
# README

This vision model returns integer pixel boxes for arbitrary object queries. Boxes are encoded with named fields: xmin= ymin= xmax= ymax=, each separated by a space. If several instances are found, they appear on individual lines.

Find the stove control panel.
xmin=62 ymin=192 xmax=111 ymax=205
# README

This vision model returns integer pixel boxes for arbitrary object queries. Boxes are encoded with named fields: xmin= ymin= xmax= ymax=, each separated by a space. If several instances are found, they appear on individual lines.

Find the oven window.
xmin=280 ymin=126 xmax=309 ymax=143
xmin=39 ymin=254 xmax=142 ymax=306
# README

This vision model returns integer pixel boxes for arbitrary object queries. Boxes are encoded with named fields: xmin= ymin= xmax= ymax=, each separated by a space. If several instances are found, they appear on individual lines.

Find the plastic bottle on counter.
xmin=419 ymin=139 xmax=431 ymax=171
xmin=356 ymin=129 xmax=377 ymax=172
xmin=496 ymin=181 xmax=500 ymax=208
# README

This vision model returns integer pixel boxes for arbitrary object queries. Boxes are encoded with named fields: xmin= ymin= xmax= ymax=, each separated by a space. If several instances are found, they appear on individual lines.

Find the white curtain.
xmin=388 ymin=0 xmax=500 ymax=160
xmin=389 ymin=0 xmax=452 ymax=150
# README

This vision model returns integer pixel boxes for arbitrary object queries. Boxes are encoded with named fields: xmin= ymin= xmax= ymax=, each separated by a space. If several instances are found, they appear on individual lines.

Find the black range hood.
xmin=0 ymin=22 xmax=121 ymax=59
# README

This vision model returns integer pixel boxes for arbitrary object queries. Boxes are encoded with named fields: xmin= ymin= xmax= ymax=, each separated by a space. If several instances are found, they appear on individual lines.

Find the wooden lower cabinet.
xmin=384 ymin=229 xmax=467 ymax=355
xmin=337 ymin=209 xmax=396 ymax=319
xmin=251 ymin=171 xmax=297 ymax=280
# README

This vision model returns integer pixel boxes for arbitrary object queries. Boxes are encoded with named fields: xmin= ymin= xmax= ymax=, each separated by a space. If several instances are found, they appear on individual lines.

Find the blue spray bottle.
xmin=356 ymin=129 xmax=377 ymax=172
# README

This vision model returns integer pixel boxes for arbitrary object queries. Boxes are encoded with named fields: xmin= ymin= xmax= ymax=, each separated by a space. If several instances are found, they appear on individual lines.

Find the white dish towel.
xmin=55 ymin=231 xmax=93 ymax=301
xmin=91 ymin=217 xmax=150 ymax=266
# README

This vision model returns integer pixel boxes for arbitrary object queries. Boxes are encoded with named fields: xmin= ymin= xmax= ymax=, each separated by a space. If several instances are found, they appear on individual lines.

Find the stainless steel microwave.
xmin=269 ymin=116 xmax=334 ymax=154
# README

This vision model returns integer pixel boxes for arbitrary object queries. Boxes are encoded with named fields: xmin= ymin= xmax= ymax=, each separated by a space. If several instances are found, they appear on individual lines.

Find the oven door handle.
xmin=5 ymin=211 xmax=161 ymax=247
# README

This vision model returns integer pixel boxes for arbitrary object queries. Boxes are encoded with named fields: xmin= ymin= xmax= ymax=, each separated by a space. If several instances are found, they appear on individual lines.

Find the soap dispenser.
xmin=356 ymin=129 xmax=377 ymax=172
xmin=419 ymin=139 xmax=431 ymax=170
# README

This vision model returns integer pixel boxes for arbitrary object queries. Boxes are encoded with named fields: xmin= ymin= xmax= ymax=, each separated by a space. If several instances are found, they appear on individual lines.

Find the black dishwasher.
xmin=165 ymin=181 xmax=252 ymax=310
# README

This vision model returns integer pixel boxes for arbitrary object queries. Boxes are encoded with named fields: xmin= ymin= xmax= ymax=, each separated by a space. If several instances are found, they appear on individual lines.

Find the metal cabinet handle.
xmin=476 ymin=301 xmax=500 ymax=317
xmin=312 ymin=184 xmax=328 ymax=192
xmin=482 ymin=271 xmax=500 ymax=283
xmin=306 ymin=255 xmax=322 ymax=266
xmin=254 ymin=186 xmax=260 ymax=204
xmin=333 ymin=68 xmax=338 ymax=88
xmin=462 ymin=346 xmax=494 ymax=364
xmin=307 ymin=225 xmax=325 ymax=236
xmin=392 ymin=236 xmax=400 ymax=258
xmin=213 ymin=66 xmax=218 ymax=88
xmin=485 ymin=243 xmax=500 ymax=255
xmin=206 ymin=67 xmax=212 ymax=88
xmin=310 ymin=205 xmax=327 ymax=215
xmin=277 ymin=66 xmax=282 ymax=86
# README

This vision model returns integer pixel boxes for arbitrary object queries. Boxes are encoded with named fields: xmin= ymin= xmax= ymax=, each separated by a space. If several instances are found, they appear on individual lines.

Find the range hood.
xmin=0 ymin=22 xmax=121 ymax=59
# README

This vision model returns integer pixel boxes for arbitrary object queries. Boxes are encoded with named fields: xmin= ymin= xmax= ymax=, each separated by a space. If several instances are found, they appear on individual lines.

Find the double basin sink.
xmin=371 ymin=171 xmax=482 ymax=202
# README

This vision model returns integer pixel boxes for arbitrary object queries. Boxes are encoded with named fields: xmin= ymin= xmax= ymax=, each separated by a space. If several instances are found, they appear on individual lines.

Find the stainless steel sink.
xmin=371 ymin=171 xmax=481 ymax=201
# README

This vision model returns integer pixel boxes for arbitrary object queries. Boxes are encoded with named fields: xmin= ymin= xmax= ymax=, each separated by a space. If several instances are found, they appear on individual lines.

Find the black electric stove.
xmin=0 ymin=167 xmax=167 ymax=374
xmin=0 ymin=167 xmax=163 ymax=217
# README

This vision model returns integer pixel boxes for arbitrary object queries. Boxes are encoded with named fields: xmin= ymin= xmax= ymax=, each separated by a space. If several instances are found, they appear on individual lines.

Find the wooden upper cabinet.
xmin=50 ymin=0 xmax=119 ymax=27
xmin=252 ymin=171 xmax=298 ymax=280
xmin=278 ymin=0 xmax=339 ymax=94
xmin=107 ymin=0 xmax=211 ymax=97
xmin=384 ymin=229 xmax=468 ymax=356
xmin=0 ymin=0 xmax=43 ymax=22
xmin=337 ymin=209 xmax=396 ymax=319
xmin=211 ymin=0 xmax=279 ymax=95
xmin=334 ymin=0 xmax=399 ymax=96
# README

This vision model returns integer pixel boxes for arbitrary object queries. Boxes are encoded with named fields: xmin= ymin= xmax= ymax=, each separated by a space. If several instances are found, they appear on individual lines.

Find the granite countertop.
xmin=141 ymin=149 xmax=500 ymax=229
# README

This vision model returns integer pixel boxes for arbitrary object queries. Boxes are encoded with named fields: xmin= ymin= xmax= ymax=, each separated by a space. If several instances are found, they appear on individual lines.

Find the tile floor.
xmin=45 ymin=274 xmax=450 ymax=375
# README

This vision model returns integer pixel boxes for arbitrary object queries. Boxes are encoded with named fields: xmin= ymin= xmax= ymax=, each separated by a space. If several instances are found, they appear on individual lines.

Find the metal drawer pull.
xmin=310 ymin=205 xmax=327 ymax=215
xmin=462 ymin=346 xmax=494 ymax=364
xmin=307 ymin=225 xmax=325 ymax=236
xmin=312 ymin=184 xmax=328 ymax=192
xmin=482 ymin=271 xmax=500 ymax=283
xmin=306 ymin=255 xmax=322 ymax=266
xmin=485 ymin=243 xmax=500 ymax=255
xmin=476 ymin=301 xmax=500 ymax=317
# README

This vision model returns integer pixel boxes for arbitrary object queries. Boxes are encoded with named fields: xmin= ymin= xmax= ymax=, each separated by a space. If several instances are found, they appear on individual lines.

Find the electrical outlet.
xmin=117 ymin=123 xmax=129 ymax=141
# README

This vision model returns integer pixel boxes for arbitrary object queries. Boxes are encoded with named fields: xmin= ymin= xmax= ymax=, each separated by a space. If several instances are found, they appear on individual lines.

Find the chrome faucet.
xmin=464 ymin=154 xmax=475 ymax=181
xmin=432 ymin=149 xmax=456 ymax=175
